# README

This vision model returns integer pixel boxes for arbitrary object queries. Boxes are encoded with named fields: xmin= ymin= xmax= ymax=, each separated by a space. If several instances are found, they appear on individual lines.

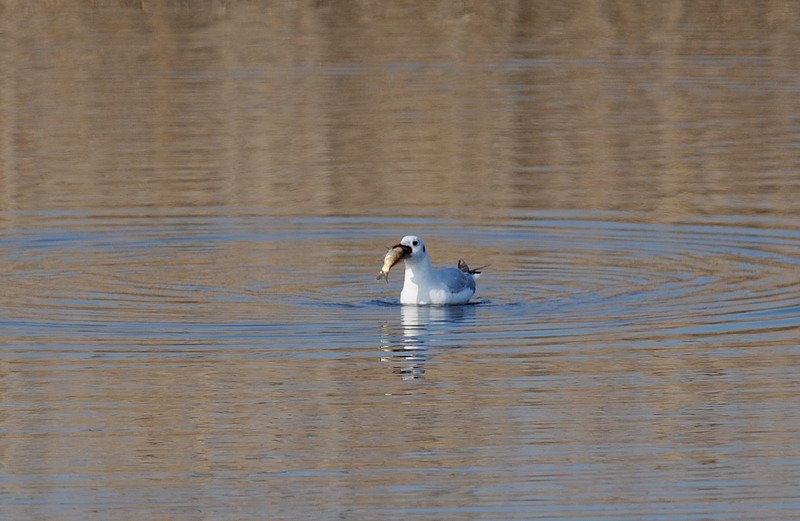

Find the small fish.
xmin=377 ymin=244 xmax=411 ymax=282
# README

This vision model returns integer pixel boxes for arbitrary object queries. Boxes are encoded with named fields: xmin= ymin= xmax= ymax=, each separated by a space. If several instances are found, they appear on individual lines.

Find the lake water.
xmin=1 ymin=2 xmax=799 ymax=520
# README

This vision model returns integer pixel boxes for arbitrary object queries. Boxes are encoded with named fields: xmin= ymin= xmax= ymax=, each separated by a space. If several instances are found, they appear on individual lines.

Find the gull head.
xmin=399 ymin=235 xmax=427 ymax=262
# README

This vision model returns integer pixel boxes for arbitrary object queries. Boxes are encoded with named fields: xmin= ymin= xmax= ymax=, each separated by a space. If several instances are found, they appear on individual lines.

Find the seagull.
xmin=393 ymin=235 xmax=483 ymax=305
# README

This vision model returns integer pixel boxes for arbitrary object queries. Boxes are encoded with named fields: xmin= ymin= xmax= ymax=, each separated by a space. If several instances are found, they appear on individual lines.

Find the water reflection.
xmin=1 ymin=2 xmax=800 ymax=520
xmin=380 ymin=304 xmax=475 ymax=380
xmin=2 ymin=3 xmax=798 ymax=221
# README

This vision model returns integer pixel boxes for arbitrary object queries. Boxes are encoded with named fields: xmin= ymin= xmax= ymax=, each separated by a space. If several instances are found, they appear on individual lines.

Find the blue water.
xmin=2 ymin=211 xmax=799 ymax=521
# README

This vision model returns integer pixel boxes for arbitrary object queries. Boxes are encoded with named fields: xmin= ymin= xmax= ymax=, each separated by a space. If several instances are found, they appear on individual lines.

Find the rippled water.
xmin=2 ymin=211 xmax=798 ymax=519
xmin=2 ymin=2 xmax=800 ymax=520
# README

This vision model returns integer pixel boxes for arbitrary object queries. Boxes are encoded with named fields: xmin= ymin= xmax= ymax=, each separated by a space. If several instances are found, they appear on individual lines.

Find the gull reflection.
xmin=380 ymin=305 xmax=474 ymax=380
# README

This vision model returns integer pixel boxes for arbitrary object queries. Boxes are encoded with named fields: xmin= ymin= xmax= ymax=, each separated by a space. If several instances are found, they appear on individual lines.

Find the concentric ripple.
xmin=0 ymin=211 xmax=798 ymax=353
xmin=462 ymin=214 xmax=800 ymax=350
xmin=1 ymin=210 xmax=799 ymax=521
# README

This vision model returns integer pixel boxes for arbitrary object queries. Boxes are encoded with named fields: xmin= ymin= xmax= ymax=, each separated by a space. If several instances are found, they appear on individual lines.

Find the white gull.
xmin=393 ymin=235 xmax=482 ymax=305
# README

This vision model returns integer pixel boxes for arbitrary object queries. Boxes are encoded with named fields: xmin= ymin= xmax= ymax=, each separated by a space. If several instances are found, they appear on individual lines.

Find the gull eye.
xmin=412 ymin=240 xmax=419 ymax=246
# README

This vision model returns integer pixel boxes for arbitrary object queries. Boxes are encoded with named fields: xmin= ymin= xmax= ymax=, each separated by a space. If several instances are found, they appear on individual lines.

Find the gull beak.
xmin=392 ymin=244 xmax=413 ymax=256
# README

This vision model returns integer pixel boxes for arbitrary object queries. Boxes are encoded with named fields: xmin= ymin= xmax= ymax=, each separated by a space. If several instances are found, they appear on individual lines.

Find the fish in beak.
xmin=376 ymin=244 xmax=412 ymax=282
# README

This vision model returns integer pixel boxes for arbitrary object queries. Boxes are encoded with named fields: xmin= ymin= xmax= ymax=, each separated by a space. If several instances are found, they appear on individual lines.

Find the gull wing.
xmin=439 ymin=267 xmax=476 ymax=293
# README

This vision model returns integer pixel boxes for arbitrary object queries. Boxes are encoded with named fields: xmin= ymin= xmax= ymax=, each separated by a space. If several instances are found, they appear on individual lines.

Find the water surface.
xmin=1 ymin=3 xmax=799 ymax=520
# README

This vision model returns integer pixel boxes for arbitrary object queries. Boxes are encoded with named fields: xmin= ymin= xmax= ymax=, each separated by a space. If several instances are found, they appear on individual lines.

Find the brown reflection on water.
xmin=1 ymin=2 xmax=800 ymax=520
xmin=2 ymin=340 xmax=799 ymax=517
xmin=1 ymin=2 xmax=798 ymax=220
